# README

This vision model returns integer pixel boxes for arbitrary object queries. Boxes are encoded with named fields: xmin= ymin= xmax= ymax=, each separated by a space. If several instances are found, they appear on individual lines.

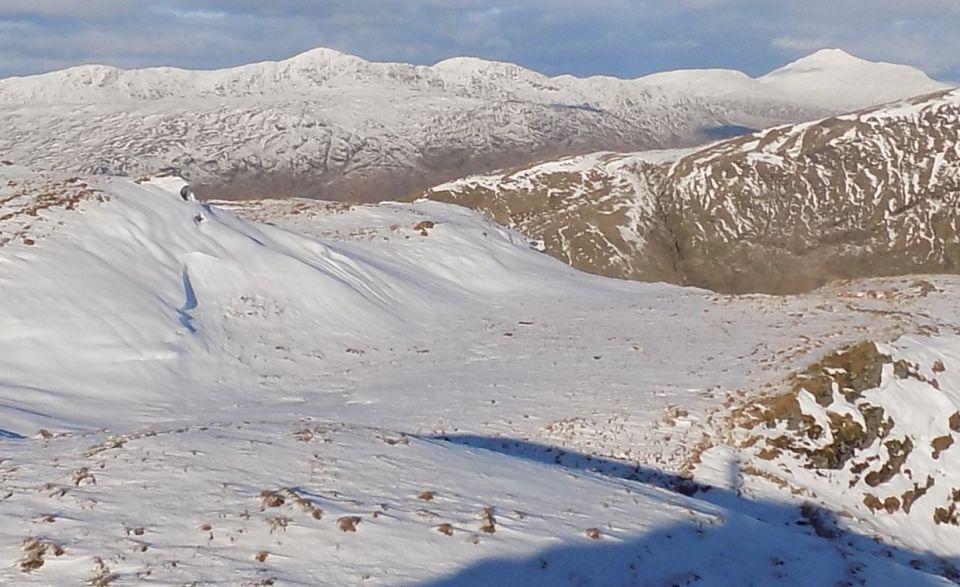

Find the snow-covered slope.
xmin=4 ymin=167 xmax=960 ymax=583
xmin=661 ymin=88 xmax=960 ymax=293
xmin=0 ymin=47 xmax=950 ymax=201
xmin=0 ymin=168 xmax=582 ymax=432
xmin=760 ymin=49 xmax=948 ymax=111
xmin=725 ymin=330 xmax=960 ymax=559
xmin=419 ymin=150 xmax=683 ymax=283
xmin=419 ymin=88 xmax=960 ymax=294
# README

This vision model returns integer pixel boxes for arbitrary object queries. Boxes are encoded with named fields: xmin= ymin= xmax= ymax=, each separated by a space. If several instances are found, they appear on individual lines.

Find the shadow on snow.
xmin=417 ymin=434 xmax=960 ymax=587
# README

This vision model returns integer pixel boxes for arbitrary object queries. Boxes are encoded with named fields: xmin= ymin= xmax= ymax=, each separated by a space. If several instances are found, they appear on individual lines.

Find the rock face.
xmin=0 ymin=48 xmax=947 ymax=202
xmin=663 ymin=89 xmax=960 ymax=293
xmin=729 ymin=331 xmax=960 ymax=553
xmin=419 ymin=151 xmax=679 ymax=283
xmin=418 ymin=89 xmax=960 ymax=294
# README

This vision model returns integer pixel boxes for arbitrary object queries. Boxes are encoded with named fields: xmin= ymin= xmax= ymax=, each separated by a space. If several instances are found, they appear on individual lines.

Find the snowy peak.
xmin=778 ymin=48 xmax=871 ymax=69
xmin=760 ymin=48 xmax=950 ymax=110
xmin=432 ymin=56 xmax=546 ymax=81
xmin=0 ymin=46 xmax=947 ymax=107
xmin=433 ymin=55 xmax=522 ymax=72
xmin=284 ymin=46 xmax=364 ymax=65
xmin=633 ymin=68 xmax=760 ymax=99
xmin=0 ymin=46 xmax=953 ymax=203
xmin=265 ymin=46 xmax=396 ymax=79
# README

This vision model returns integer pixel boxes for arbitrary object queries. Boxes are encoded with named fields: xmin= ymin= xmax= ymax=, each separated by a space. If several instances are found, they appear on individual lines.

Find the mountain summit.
xmin=759 ymin=48 xmax=948 ymax=109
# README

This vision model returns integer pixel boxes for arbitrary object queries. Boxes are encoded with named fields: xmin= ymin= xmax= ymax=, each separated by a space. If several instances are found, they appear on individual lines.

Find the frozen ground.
xmin=2 ymin=169 xmax=959 ymax=584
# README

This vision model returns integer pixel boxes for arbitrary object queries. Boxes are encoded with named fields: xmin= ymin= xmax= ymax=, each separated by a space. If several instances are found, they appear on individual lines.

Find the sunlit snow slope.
xmin=2 ymin=168 xmax=960 ymax=585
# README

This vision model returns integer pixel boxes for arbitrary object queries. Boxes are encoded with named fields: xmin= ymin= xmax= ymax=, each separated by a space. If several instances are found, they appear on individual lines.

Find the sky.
xmin=0 ymin=0 xmax=958 ymax=82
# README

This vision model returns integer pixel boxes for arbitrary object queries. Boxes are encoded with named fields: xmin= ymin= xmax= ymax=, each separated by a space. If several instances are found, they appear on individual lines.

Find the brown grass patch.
xmin=259 ymin=489 xmax=285 ymax=509
xmin=337 ymin=516 xmax=361 ymax=532
xmin=479 ymin=507 xmax=497 ymax=534
xmin=72 ymin=467 xmax=96 ymax=486
xmin=950 ymin=413 xmax=960 ymax=433
xmin=932 ymin=435 xmax=954 ymax=459
xmin=19 ymin=538 xmax=64 ymax=572
xmin=266 ymin=516 xmax=290 ymax=534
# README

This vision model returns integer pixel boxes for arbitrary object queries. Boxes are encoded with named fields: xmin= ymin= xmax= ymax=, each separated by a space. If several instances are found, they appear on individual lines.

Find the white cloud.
xmin=159 ymin=8 xmax=228 ymax=20
xmin=0 ymin=0 xmax=136 ymax=19
xmin=0 ymin=1 xmax=956 ymax=81
xmin=772 ymin=36 xmax=830 ymax=52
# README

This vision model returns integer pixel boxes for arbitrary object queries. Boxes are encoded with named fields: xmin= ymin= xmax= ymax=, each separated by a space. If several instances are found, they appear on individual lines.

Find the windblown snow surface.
xmin=2 ymin=166 xmax=960 ymax=585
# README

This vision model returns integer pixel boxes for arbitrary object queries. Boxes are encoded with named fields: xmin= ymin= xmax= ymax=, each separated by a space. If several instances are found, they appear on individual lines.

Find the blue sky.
xmin=0 ymin=0 xmax=957 ymax=81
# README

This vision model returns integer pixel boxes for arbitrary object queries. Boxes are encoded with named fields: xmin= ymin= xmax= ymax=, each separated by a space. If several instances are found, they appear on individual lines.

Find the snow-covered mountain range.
xmin=3 ymin=46 xmax=960 ymax=585
xmin=420 ymin=88 xmax=960 ymax=293
xmin=0 ymin=47 xmax=949 ymax=201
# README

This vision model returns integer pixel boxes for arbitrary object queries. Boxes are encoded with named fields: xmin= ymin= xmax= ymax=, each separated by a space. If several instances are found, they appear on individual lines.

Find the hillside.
xmin=419 ymin=88 xmax=960 ymax=293
xmin=0 ymin=48 xmax=948 ymax=202
xmin=662 ymin=88 xmax=960 ymax=293
xmin=4 ymin=167 xmax=960 ymax=583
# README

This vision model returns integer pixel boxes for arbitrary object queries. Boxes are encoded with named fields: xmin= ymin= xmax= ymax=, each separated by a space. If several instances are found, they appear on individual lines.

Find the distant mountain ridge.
xmin=0 ymin=47 xmax=946 ymax=107
xmin=0 ymin=47 xmax=950 ymax=201
xmin=418 ymin=88 xmax=960 ymax=293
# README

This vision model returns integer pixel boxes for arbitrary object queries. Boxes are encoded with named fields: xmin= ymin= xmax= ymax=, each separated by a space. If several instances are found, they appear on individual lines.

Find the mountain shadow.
xmin=419 ymin=434 xmax=960 ymax=586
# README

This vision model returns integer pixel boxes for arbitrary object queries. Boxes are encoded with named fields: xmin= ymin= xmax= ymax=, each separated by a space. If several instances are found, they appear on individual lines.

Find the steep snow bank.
xmin=0 ymin=171 xmax=576 ymax=432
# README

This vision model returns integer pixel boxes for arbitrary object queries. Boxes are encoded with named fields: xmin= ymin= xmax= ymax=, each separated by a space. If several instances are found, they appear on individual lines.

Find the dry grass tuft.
xmin=266 ymin=516 xmax=291 ymax=534
xmin=19 ymin=539 xmax=46 ymax=572
xmin=417 ymin=490 xmax=436 ymax=501
xmin=436 ymin=523 xmax=454 ymax=536
xmin=260 ymin=489 xmax=286 ymax=509
xmin=585 ymin=528 xmax=602 ymax=540
xmin=255 ymin=551 xmax=269 ymax=562
xmin=18 ymin=537 xmax=66 ymax=572
xmin=479 ymin=507 xmax=497 ymax=534
xmin=90 ymin=556 xmax=118 ymax=586
xmin=83 ymin=436 xmax=127 ymax=458
xmin=72 ymin=467 xmax=96 ymax=486
xmin=413 ymin=220 xmax=436 ymax=236
xmin=337 ymin=516 xmax=361 ymax=532
xmin=280 ymin=487 xmax=324 ymax=520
